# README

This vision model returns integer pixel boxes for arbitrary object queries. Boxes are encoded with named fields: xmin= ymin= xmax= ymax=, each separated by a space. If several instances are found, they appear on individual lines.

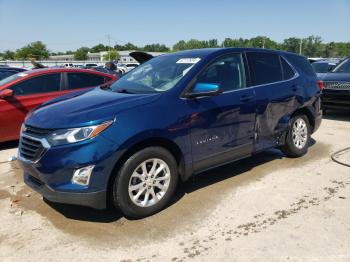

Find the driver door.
xmin=187 ymin=53 xmax=256 ymax=172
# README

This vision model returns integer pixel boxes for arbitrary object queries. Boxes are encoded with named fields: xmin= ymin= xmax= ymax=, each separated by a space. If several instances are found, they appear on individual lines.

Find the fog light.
xmin=72 ymin=165 xmax=95 ymax=186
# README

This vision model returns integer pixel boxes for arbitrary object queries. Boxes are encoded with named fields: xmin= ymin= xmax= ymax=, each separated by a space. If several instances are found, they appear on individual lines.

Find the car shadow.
xmin=323 ymin=110 xmax=350 ymax=122
xmin=45 ymin=147 xmax=295 ymax=223
xmin=0 ymin=140 xmax=19 ymax=151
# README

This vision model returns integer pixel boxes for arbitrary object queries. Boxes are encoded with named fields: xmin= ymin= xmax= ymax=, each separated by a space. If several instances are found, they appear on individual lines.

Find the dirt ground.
xmin=0 ymin=112 xmax=350 ymax=262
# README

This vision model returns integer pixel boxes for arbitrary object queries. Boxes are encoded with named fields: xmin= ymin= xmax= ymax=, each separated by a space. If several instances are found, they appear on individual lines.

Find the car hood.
xmin=26 ymin=87 xmax=161 ymax=129
xmin=320 ymin=72 xmax=350 ymax=82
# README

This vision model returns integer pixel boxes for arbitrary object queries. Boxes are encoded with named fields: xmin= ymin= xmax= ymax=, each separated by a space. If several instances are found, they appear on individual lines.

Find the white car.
xmin=125 ymin=63 xmax=139 ymax=71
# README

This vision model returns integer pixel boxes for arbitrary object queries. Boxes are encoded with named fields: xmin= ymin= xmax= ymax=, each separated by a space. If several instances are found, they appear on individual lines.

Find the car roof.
xmin=23 ymin=68 xmax=111 ymax=76
xmin=167 ymin=47 xmax=303 ymax=58
xmin=0 ymin=67 xmax=26 ymax=72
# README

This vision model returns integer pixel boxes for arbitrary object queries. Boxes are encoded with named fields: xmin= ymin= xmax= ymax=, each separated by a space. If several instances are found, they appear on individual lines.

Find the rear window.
xmin=246 ymin=52 xmax=283 ymax=86
xmin=285 ymin=54 xmax=316 ymax=77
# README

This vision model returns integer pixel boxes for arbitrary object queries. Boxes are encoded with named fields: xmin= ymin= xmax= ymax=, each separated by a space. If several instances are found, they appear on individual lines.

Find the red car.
xmin=0 ymin=68 xmax=118 ymax=142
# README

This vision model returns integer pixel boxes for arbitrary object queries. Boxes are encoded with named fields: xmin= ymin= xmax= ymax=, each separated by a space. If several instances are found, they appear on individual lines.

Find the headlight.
xmin=47 ymin=120 xmax=113 ymax=146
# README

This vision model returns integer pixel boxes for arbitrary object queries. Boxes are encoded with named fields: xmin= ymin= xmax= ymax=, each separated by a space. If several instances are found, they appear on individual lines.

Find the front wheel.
xmin=112 ymin=147 xmax=178 ymax=219
xmin=281 ymin=114 xmax=311 ymax=158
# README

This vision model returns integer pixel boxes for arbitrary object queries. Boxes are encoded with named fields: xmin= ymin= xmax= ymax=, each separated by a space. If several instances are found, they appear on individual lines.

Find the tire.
xmin=112 ymin=147 xmax=178 ymax=219
xmin=281 ymin=114 xmax=311 ymax=158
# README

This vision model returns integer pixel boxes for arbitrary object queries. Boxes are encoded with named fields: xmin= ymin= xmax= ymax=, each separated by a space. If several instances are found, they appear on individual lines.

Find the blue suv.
xmin=18 ymin=48 xmax=322 ymax=218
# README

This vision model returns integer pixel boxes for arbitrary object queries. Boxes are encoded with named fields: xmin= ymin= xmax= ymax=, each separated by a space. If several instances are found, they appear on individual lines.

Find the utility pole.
xmin=106 ymin=34 xmax=111 ymax=61
xmin=299 ymin=38 xmax=303 ymax=55
xmin=262 ymin=38 xmax=266 ymax=49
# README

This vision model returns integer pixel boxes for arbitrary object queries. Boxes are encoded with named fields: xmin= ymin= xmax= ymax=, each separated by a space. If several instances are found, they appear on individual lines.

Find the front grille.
xmin=19 ymin=125 xmax=51 ymax=162
xmin=24 ymin=125 xmax=52 ymax=136
xmin=323 ymin=81 xmax=350 ymax=91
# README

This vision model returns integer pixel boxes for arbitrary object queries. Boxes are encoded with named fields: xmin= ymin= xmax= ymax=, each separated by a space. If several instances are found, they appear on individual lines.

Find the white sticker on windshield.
xmin=176 ymin=58 xmax=201 ymax=64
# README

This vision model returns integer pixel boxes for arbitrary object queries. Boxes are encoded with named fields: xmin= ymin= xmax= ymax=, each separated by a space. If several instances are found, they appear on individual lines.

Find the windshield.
xmin=110 ymin=55 xmax=201 ymax=93
xmin=332 ymin=58 xmax=350 ymax=73
xmin=0 ymin=72 xmax=27 ymax=86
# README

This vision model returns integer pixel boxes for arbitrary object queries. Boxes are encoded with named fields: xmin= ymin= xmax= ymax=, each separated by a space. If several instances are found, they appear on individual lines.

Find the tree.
xmin=282 ymin=37 xmax=302 ymax=53
xmin=173 ymin=40 xmax=187 ymax=51
xmin=90 ymin=44 xmax=108 ymax=53
xmin=114 ymin=42 xmax=139 ymax=51
xmin=142 ymin=44 xmax=170 ymax=52
xmin=2 ymin=50 xmax=15 ymax=60
xmin=15 ymin=41 xmax=49 ymax=60
xmin=302 ymin=35 xmax=323 ymax=57
xmin=74 ymin=47 xmax=90 ymax=60
xmin=103 ymin=50 xmax=120 ymax=61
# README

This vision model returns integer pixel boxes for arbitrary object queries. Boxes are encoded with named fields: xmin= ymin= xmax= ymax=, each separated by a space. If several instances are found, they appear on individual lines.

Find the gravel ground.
xmin=0 ymin=112 xmax=350 ymax=262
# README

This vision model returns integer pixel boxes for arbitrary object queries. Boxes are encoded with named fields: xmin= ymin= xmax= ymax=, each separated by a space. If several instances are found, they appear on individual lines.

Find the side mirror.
xmin=0 ymin=89 xmax=14 ymax=99
xmin=185 ymin=83 xmax=222 ymax=99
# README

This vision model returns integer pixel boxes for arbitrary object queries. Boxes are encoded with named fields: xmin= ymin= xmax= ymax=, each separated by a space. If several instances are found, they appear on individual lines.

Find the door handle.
xmin=240 ymin=94 xmax=254 ymax=102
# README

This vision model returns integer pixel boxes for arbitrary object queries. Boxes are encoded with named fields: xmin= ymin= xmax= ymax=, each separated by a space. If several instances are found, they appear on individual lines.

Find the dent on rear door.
xmin=254 ymin=79 xmax=300 ymax=151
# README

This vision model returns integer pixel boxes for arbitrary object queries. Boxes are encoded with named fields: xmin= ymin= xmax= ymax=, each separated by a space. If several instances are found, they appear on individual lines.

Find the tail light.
xmin=317 ymin=80 xmax=325 ymax=91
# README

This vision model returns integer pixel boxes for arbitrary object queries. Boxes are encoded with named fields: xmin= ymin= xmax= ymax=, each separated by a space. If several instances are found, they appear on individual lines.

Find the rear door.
xmin=0 ymin=73 xmax=62 ymax=141
xmin=246 ymin=52 xmax=298 ymax=151
xmin=188 ymin=53 xmax=256 ymax=172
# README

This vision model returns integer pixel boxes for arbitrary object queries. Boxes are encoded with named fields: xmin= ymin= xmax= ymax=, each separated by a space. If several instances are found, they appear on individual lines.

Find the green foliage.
xmin=114 ymin=42 xmax=139 ymax=51
xmin=2 ymin=50 xmax=15 ymax=60
xmin=103 ymin=50 xmax=120 ymax=61
xmin=90 ymin=44 xmax=108 ymax=53
xmin=74 ymin=47 xmax=90 ymax=60
xmin=282 ymin=37 xmax=302 ymax=53
xmin=142 ymin=44 xmax=170 ymax=52
xmin=15 ymin=41 xmax=49 ymax=60
xmin=5 ymin=37 xmax=350 ymax=61
xmin=173 ymin=39 xmax=219 ymax=51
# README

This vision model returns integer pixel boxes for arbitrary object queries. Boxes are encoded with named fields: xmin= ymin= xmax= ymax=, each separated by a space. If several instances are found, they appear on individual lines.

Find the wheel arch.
xmin=106 ymin=136 xmax=187 ymax=205
xmin=291 ymin=107 xmax=316 ymax=133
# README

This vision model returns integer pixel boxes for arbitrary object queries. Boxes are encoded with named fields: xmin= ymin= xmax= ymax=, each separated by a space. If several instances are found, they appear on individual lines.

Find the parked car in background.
xmin=116 ymin=63 xmax=128 ymax=74
xmin=93 ymin=66 xmax=121 ymax=78
xmin=18 ymin=48 xmax=322 ymax=219
xmin=125 ymin=63 xmax=139 ymax=71
xmin=63 ymin=63 xmax=74 ymax=68
xmin=0 ymin=68 xmax=118 ymax=142
xmin=320 ymin=56 xmax=350 ymax=112
xmin=0 ymin=67 xmax=27 ymax=81
xmin=83 ymin=63 xmax=99 ymax=69
xmin=311 ymin=60 xmax=337 ymax=76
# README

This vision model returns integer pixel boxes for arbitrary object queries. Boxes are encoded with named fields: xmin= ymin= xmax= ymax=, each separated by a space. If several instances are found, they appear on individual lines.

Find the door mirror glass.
xmin=0 ymin=89 xmax=14 ymax=99
xmin=186 ymin=83 xmax=222 ymax=98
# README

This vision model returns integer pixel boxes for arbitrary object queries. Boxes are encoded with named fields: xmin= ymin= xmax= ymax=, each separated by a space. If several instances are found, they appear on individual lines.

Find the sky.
xmin=0 ymin=0 xmax=349 ymax=52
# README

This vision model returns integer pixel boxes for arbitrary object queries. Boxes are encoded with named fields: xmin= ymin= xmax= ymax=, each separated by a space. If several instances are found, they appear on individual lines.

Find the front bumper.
xmin=24 ymin=173 xmax=106 ymax=209
xmin=18 ymin=131 xmax=121 ymax=210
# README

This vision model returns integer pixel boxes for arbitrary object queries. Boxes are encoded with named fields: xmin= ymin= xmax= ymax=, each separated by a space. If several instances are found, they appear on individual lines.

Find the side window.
xmin=285 ymin=54 xmax=316 ymax=77
xmin=281 ymin=57 xmax=295 ymax=80
xmin=246 ymin=52 xmax=283 ymax=86
xmin=196 ymin=53 xmax=246 ymax=92
xmin=67 ymin=73 xmax=105 ymax=90
xmin=10 ymin=73 xmax=61 ymax=96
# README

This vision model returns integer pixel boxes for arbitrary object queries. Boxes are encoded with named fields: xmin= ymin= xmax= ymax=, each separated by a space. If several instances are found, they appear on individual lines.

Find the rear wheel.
xmin=112 ymin=147 xmax=178 ymax=219
xmin=281 ymin=114 xmax=311 ymax=158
